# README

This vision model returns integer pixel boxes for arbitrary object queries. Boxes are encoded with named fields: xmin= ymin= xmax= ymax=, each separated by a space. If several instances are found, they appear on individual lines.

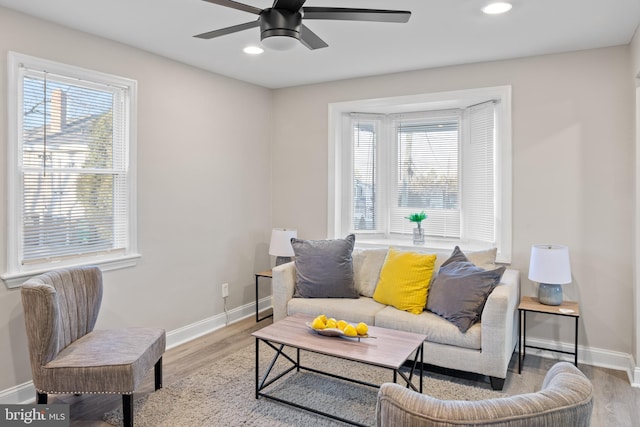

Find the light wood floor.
xmin=47 ymin=312 xmax=640 ymax=426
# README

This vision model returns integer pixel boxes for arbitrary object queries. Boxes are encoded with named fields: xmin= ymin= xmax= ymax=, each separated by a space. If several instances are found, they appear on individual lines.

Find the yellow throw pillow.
xmin=373 ymin=248 xmax=437 ymax=314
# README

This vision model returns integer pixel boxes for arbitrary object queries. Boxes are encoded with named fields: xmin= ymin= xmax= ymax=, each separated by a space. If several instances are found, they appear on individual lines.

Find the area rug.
xmin=104 ymin=343 xmax=506 ymax=426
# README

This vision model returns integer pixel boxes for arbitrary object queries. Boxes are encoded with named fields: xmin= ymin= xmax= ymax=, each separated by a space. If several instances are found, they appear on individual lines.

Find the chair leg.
xmin=122 ymin=394 xmax=133 ymax=427
xmin=154 ymin=357 xmax=163 ymax=390
xmin=36 ymin=392 xmax=47 ymax=404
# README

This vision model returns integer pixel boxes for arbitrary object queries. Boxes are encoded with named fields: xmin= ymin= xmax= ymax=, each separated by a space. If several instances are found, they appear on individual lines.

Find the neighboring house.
xmin=21 ymin=88 xmax=114 ymax=263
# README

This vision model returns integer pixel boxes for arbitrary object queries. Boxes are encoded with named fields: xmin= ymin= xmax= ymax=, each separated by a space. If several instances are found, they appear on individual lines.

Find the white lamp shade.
xmin=528 ymin=244 xmax=572 ymax=284
xmin=269 ymin=228 xmax=297 ymax=257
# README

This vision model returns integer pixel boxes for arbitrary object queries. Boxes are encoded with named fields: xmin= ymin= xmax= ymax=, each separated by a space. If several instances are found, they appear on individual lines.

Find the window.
xmin=3 ymin=52 xmax=138 ymax=287
xmin=329 ymin=86 xmax=512 ymax=262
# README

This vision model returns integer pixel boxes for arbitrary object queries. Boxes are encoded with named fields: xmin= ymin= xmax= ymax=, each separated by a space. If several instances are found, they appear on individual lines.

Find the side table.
xmin=518 ymin=296 xmax=580 ymax=374
xmin=255 ymin=270 xmax=273 ymax=322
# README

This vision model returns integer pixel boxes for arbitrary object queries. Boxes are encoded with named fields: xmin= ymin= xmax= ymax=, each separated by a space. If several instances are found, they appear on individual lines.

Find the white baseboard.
xmin=3 ymin=306 xmax=638 ymax=403
xmin=166 ymin=296 xmax=270 ymax=349
xmin=0 ymin=381 xmax=36 ymax=405
xmin=631 ymin=365 xmax=640 ymax=388
xmin=521 ymin=336 xmax=638 ymax=387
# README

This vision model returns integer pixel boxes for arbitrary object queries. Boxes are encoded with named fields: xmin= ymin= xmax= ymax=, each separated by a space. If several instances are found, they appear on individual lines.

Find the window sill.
xmin=356 ymin=238 xmax=486 ymax=251
xmin=2 ymin=253 xmax=141 ymax=289
xmin=354 ymin=237 xmax=508 ymax=263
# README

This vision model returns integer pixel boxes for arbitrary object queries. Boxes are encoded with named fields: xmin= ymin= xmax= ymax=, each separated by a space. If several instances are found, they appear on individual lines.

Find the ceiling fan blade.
xmin=194 ymin=20 xmax=260 ymax=39
xmin=302 ymin=7 xmax=411 ymax=23
xmin=272 ymin=0 xmax=307 ymax=13
xmin=299 ymin=24 xmax=328 ymax=50
xmin=201 ymin=0 xmax=262 ymax=15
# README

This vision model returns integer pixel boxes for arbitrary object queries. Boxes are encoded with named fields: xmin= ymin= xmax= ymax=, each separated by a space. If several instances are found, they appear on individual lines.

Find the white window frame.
xmin=2 ymin=52 xmax=139 ymax=288
xmin=328 ymin=86 xmax=512 ymax=263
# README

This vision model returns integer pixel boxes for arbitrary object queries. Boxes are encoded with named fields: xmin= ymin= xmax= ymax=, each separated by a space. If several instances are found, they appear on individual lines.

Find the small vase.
xmin=412 ymin=226 xmax=424 ymax=245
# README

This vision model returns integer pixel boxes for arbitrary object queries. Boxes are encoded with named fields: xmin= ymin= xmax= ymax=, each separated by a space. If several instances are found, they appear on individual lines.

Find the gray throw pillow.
xmin=427 ymin=246 xmax=506 ymax=333
xmin=292 ymin=234 xmax=358 ymax=298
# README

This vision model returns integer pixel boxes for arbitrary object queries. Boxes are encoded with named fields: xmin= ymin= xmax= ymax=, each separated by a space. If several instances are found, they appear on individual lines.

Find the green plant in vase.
xmin=405 ymin=211 xmax=427 ymax=245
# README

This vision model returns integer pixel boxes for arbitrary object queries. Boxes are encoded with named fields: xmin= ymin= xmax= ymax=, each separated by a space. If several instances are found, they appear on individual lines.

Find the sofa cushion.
xmin=41 ymin=327 xmax=165 ymax=393
xmin=467 ymin=248 xmax=498 ymax=270
xmin=353 ymin=248 xmax=388 ymax=297
xmin=373 ymin=248 xmax=437 ymax=315
xmin=427 ymin=247 xmax=506 ymax=333
xmin=374 ymin=305 xmax=481 ymax=350
xmin=291 ymin=234 xmax=358 ymax=298
xmin=287 ymin=296 xmax=387 ymax=326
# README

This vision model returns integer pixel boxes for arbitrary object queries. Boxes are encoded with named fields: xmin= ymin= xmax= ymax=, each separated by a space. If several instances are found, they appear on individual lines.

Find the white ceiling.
xmin=1 ymin=0 xmax=639 ymax=89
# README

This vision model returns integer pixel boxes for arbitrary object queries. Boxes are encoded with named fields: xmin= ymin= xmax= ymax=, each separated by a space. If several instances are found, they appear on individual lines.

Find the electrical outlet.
xmin=221 ymin=283 xmax=229 ymax=298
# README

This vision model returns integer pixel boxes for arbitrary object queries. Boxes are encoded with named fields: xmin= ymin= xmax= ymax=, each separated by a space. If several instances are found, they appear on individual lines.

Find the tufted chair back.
xmin=376 ymin=362 xmax=593 ymax=427
xmin=21 ymin=266 xmax=103 ymax=384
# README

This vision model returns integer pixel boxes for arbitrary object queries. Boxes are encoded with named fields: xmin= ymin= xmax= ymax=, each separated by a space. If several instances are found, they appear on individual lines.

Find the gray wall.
xmin=632 ymin=27 xmax=640 ymax=85
xmin=631 ymin=26 xmax=640 ymax=377
xmin=0 ymin=7 xmax=273 ymax=391
xmin=271 ymin=47 xmax=635 ymax=357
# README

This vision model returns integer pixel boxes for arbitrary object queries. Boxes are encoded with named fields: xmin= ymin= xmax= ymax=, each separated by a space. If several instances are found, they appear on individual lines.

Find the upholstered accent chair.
xmin=376 ymin=362 xmax=593 ymax=427
xmin=21 ymin=266 xmax=166 ymax=427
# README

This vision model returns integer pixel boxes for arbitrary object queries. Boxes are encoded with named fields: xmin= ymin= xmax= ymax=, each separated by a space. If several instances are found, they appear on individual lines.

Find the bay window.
xmin=329 ymin=86 xmax=511 ymax=262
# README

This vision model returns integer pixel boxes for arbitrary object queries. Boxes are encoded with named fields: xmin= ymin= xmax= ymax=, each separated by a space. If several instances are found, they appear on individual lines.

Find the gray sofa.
xmin=272 ymin=248 xmax=520 ymax=390
xmin=376 ymin=362 xmax=593 ymax=426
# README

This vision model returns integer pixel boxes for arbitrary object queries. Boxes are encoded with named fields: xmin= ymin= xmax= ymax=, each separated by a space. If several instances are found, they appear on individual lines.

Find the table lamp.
xmin=269 ymin=228 xmax=297 ymax=266
xmin=528 ymin=244 xmax=572 ymax=306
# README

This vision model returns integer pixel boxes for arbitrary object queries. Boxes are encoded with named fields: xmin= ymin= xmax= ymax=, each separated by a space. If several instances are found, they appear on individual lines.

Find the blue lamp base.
xmin=275 ymin=256 xmax=293 ymax=266
xmin=538 ymin=283 xmax=563 ymax=305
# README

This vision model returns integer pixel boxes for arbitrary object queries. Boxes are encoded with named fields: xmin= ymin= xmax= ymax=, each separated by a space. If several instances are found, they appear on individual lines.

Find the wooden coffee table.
xmin=252 ymin=313 xmax=427 ymax=426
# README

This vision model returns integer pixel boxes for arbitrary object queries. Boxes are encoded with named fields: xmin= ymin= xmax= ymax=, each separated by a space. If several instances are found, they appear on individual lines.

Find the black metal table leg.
xmin=518 ymin=309 xmax=524 ymax=374
xmin=255 ymin=275 xmax=259 ymax=322
xmin=574 ymin=316 xmax=579 ymax=366
xmin=255 ymin=337 xmax=259 ymax=399
xmin=420 ymin=343 xmax=423 ymax=393
xmin=255 ymin=272 xmax=274 ymax=322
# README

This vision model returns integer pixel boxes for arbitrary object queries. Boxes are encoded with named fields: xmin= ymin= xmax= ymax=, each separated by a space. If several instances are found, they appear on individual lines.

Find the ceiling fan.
xmin=194 ymin=0 xmax=411 ymax=51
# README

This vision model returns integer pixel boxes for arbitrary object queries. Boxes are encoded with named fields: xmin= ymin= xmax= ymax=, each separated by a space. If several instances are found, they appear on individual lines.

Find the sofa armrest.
xmin=271 ymin=261 xmax=296 ymax=322
xmin=478 ymin=268 xmax=520 ymax=378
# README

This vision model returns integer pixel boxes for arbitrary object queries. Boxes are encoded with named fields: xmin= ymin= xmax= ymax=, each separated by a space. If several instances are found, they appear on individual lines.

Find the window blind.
xmin=350 ymin=115 xmax=379 ymax=231
xmin=389 ymin=110 xmax=461 ymax=238
xmin=19 ymin=68 xmax=129 ymax=264
xmin=343 ymin=101 xmax=497 ymax=246
xmin=463 ymin=101 xmax=496 ymax=243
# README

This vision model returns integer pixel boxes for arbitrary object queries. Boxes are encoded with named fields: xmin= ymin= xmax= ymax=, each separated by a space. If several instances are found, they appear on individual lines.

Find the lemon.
xmin=356 ymin=322 xmax=368 ymax=336
xmin=343 ymin=324 xmax=357 ymax=337
xmin=311 ymin=317 xmax=326 ymax=330
xmin=336 ymin=320 xmax=348 ymax=331
xmin=314 ymin=314 xmax=327 ymax=326
xmin=326 ymin=318 xmax=338 ymax=329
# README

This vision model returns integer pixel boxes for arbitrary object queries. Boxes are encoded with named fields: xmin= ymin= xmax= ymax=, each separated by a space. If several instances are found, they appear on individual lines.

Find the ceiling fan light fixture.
xmin=195 ymin=1 xmax=412 ymax=51
xmin=482 ymin=2 xmax=513 ymax=15
xmin=261 ymin=34 xmax=299 ymax=51
xmin=259 ymin=8 xmax=301 ymax=51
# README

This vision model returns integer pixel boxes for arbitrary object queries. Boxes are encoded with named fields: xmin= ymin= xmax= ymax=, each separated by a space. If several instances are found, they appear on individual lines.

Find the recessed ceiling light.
xmin=243 ymin=45 xmax=264 ymax=55
xmin=482 ymin=2 xmax=513 ymax=15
